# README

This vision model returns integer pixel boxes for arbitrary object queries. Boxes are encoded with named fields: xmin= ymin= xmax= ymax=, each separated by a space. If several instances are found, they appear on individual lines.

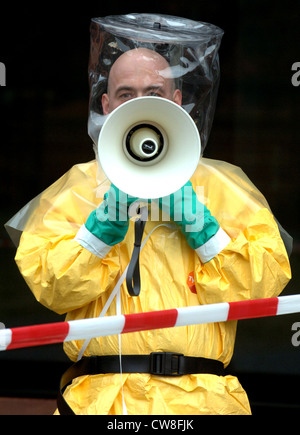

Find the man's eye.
xmin=147 ymin=91 xmax=160 ymax=97
xmin=120 ymin=92 xmax=133 ymax=100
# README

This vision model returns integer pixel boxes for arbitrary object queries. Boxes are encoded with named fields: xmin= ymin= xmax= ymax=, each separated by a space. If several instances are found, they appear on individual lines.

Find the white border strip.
xmin=277 ymin=295 xmax=300 ymax=316
xmin=0 ymin=329 xmax=12 ymax=351
xmin=66 ymin=315 xmax=126 ymax=342
xmin=176 ymin=302 xmax=229 ymax=327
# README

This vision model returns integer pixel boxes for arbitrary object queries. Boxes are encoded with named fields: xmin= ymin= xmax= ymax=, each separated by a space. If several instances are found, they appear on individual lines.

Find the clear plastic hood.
xmin=88 ymin=13 xmax=224 ymax=154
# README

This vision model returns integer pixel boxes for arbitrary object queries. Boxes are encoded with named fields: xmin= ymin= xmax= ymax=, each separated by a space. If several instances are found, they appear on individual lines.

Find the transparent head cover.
xmin=88 ymin=13 xmax=224 ymax=154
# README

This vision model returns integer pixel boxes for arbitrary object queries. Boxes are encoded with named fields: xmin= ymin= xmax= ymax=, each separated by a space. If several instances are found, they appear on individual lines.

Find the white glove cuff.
xmin=195 ymin=227 xmax=231 ymax=263
xmin=74 ymin=224 xmax=112 ymax=259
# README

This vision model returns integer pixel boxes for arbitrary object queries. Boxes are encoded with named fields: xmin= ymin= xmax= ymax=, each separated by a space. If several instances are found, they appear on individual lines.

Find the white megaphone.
xmin=98 ymin=96 xmax=201 ymax=199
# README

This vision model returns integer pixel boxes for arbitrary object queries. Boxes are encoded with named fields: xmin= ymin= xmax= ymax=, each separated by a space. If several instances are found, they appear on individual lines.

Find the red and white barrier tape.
xmin=1 ymin=295 xmax=300 ymax=351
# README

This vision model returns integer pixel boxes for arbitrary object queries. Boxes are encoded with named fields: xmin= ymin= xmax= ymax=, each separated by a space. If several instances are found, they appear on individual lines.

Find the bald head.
xmin=102 ymin=48 xmax=182 ymax=115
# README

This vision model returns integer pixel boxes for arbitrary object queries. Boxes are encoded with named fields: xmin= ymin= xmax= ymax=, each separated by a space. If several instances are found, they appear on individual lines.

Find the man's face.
xmin=102 ymin=48 xmax=182 ymax=115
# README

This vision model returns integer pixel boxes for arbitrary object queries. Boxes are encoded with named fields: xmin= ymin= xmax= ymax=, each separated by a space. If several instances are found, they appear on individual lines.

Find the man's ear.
xmin=102 ymin=93 xmax=110 ymax=115
xmin=173 ymin=89 xmax=182 ymax=106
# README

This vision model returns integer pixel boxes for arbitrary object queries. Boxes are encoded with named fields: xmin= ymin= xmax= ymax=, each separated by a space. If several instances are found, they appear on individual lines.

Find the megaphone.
xmin=98 ymin=96 xmax=201 ymax=199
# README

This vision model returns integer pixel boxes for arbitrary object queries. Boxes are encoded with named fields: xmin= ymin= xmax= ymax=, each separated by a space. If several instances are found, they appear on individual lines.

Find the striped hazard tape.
xmin=1 ymin=295 xmax=300 ymax=351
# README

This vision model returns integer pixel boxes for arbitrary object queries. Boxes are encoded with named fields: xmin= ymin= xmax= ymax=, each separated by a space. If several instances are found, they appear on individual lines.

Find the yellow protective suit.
xmin=15 ymin=157 xmax=291 ymax=415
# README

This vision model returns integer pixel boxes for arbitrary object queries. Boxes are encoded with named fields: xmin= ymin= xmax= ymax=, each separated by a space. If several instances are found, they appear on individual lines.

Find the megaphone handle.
xmin=126 ymin=207 xmax=147 ymax=297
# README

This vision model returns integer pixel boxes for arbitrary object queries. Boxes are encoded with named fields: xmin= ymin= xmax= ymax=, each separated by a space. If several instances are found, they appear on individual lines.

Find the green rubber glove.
xmin=159 ymin=181 xmax=220 ymax=250
xmin=85 ymin=184 xmax=139 ymax=246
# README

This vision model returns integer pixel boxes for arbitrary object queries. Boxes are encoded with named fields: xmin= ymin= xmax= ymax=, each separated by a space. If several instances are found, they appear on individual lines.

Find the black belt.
xmin=57 ymin=352 xmax=225 ymax=415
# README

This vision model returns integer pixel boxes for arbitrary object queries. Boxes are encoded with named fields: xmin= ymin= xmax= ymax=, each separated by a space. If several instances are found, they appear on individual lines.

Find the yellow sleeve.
xmin=15 ymin=161 xmax=120 ymax=315
xmin=15 ymin=232 xmax=120 ymax=315
xmin=194 ymin=207 xmax=291 ymax=305
xmin=191 ymin=158 xmax=292 ymax=305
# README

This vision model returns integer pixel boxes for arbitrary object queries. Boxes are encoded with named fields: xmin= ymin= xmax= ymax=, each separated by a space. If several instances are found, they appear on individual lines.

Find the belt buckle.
xmin=150 ymin=352 xmax=184 ymax=376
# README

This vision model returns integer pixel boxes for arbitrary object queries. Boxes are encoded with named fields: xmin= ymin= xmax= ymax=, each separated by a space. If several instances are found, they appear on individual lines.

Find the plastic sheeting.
xmin=88 ymin=13 xmax=224 ymax=153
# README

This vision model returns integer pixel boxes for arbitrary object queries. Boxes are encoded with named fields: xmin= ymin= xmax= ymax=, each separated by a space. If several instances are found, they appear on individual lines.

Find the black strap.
xmin=57 ymin=353 xmax=225 ymax=415
xmin=126 ymin=206 xmax=147 ymax=297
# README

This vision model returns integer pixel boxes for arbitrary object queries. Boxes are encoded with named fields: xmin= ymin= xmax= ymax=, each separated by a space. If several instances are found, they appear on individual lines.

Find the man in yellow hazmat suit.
xmin=13 ymin=17 xmax=291 ymax=415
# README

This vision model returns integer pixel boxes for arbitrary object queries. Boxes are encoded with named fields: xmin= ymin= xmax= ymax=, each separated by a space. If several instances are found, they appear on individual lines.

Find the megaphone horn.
xmin=98 ymin=96 xmax=201 ymax=199
xmin=124 ymin=123 xmax=167 ymax=164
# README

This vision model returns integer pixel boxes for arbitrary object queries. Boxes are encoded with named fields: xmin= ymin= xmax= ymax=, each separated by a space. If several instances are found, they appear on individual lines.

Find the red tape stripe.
xmin=6 ymin=322 xmax=70 ymax=350
xmin=122 ymin=309 xmax=178 ymax=334
xmin=227 ymin=297 xmax=279 ymax=321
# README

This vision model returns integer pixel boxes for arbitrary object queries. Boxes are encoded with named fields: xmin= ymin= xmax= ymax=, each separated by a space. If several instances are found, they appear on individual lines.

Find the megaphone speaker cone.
xmin=124 ymin=123 xmax=165 ymax=163
xmin=98 ymin=97 xmax=201 ymax=199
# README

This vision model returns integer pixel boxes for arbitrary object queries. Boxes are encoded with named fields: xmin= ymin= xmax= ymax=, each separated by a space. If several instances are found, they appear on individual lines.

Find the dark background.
xmin=0 ymin=1 xmax=300 ymax=414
